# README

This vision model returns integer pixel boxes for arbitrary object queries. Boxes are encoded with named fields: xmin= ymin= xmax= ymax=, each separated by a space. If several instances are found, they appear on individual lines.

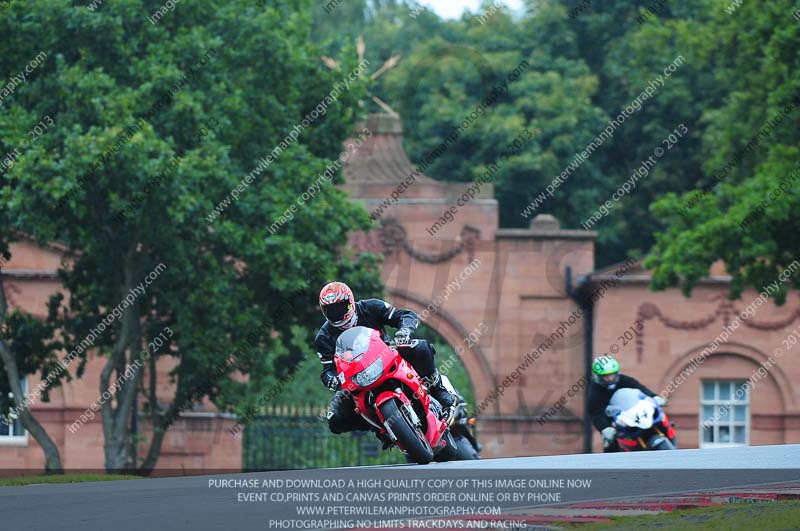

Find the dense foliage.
xmin=316 ymin=0 xmax=799 ymax=292
xmin=0 ymin=0 xmax=381 ymax=472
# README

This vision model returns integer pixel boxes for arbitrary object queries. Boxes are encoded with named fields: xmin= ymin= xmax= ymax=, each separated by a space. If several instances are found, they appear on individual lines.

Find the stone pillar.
xmin=477 ymin=214 xmax=596 ymax=457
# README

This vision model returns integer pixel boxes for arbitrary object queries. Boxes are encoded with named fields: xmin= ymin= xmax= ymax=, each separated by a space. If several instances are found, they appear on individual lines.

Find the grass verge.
xmin=565 ymin=499 xmax=800 ymax=530
xmin=0 ymin=474 xmax=141 ymax=487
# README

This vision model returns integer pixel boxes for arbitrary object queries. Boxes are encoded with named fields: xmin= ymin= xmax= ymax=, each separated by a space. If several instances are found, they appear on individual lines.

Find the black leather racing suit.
xmin=314 ymin=299 xmax=437 ymax=434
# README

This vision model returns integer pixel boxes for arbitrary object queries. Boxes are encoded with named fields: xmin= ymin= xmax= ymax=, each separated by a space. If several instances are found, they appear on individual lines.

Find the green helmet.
xmin=592 ymin=355 xmax=620 ymax=389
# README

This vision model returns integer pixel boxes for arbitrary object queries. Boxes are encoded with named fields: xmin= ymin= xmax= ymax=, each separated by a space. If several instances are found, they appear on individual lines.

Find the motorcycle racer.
xmin=315 ymin=281 xmax=456 ymax=439
xmin=587 ymin=355 xmax=668 ymax=452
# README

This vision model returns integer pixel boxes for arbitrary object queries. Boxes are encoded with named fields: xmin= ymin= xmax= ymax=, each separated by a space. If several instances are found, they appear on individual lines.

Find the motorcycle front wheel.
xmin=379 ymin=398 xmax=434 ymax=464
xmin=648 ymin=435 xmax=677 ymax=450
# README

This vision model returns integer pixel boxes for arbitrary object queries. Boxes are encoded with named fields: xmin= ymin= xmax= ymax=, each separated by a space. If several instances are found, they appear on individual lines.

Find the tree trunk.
xmin=100 ymin=251 xmax=143 ymax=473
xmin=0 ymin=276 xmax=63 ymax=474
xmin=100 ymin=336 xmax=132 ymax=471
xmin=138 ymin=412 xmax=171 ymax=475
xmin=137 ymin=354 xmax=174 ymax=475
xmin=138 ymin=368 xmax=202 ymax=475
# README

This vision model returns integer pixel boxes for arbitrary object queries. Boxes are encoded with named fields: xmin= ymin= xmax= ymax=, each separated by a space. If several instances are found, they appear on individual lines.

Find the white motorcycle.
xmin=604 ymin=388 xmax=677 ymax=452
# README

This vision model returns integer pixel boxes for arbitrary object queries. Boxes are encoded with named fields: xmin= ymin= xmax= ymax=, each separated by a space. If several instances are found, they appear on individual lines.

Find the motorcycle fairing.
xmin=334 ymin=326 xmax=447 ymax=452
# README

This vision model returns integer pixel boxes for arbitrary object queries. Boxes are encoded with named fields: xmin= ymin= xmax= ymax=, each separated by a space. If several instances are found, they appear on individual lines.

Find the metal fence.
xmin=242 ymin=403 xmax=405 ymax=471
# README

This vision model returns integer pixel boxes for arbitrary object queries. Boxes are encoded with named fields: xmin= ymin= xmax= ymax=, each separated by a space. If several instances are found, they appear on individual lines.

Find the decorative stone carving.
xmin=636 ymin=298 xmax=800 ymax=360
xmin=379 ymin=218 xmax=480 ymax=263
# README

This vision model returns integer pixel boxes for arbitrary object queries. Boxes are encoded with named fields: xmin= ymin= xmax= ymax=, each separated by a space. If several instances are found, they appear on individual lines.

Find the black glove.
xmin=321 ymin=370 xmax=340 ymax=391
xmin=394 ymin=328 xmax=412 ymax=346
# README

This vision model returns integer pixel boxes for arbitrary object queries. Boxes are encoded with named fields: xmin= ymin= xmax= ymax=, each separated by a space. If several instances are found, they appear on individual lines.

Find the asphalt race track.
xmin=2 ymin=444 xmax=799 ymax=531
xmin=402 ymin=443 xmax=800 ymax=469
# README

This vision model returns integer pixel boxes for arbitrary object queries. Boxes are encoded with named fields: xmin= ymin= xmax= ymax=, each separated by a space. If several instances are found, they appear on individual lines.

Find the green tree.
xmin=645 ymin=0 xmax=800 ymax=299
xmin=305 ymin=0 xmax=800 ymax=282
xmin=377 ymin=2 xmax=609 ymax=230
xmin=0 ymin=247 xmax=64 ymax=473
xmin=0 ymin=0 xmax=380 ymax=473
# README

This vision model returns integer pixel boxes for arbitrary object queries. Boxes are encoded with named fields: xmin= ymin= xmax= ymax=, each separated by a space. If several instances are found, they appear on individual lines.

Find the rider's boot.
xmin=374 ymin=430 xmax=393 ymax=450
xmin=426 ymin=369 xmax=457 ymax=410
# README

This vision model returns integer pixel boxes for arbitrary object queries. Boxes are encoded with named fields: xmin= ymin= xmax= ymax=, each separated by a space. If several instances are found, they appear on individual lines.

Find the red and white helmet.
xmin=319 ymin=281 xmax=357 ymax=329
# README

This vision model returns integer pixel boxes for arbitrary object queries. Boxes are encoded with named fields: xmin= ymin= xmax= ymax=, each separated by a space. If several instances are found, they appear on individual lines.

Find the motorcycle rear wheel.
xmin=432 ymin=431 xmax=458 ymax=462
xmin=452 ymin=434 xmax=479 ymax=460
xmin=379 ymin=398 xmax=434 ymax=464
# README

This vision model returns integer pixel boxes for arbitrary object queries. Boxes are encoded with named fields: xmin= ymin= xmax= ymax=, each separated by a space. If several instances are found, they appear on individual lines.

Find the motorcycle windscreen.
xmin=605 ymin=388 xmax=647 ymax=417
xmin=335 ymin=326 xmax=373 ymax=362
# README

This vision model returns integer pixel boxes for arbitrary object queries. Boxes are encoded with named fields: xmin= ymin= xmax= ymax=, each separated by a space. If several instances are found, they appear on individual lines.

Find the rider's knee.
xmin=409 ymin=339 xmax=434 ymax=360
xmin=327 ymin=410 xmax=347 ymax=434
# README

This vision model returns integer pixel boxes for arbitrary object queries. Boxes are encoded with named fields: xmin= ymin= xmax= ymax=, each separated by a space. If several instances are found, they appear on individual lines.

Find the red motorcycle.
xmin=333 ymin=326 xmax=453 ymax=464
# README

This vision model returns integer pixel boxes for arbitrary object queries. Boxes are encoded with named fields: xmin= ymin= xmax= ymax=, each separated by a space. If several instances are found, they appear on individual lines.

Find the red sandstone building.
xmin=2 ymin=114 xmax=798 ymax=471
